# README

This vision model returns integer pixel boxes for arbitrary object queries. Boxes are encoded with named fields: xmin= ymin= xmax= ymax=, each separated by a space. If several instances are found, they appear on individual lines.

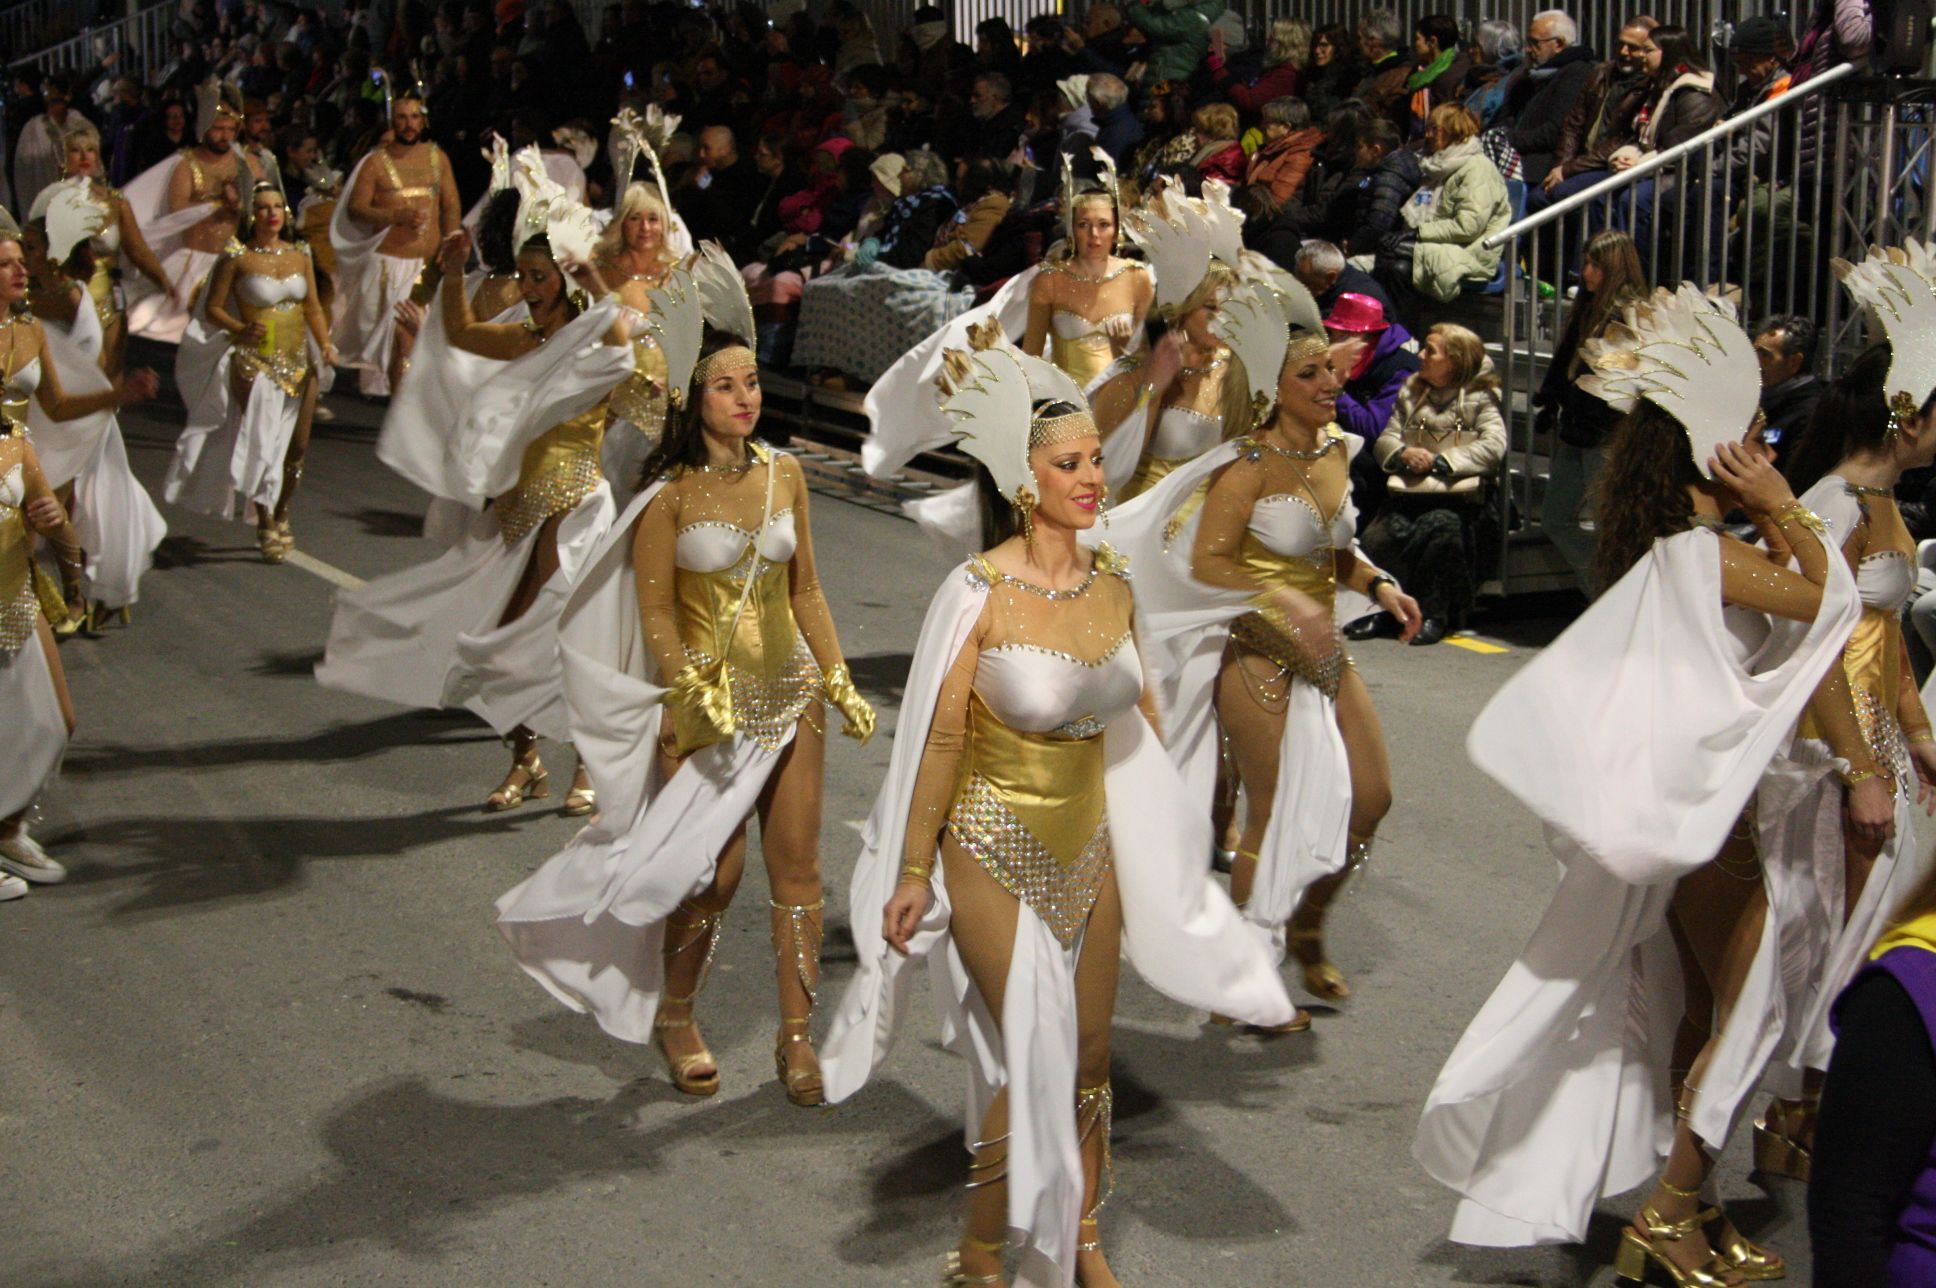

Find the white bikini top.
xmin=1051 ymin=308 xmax=1132 ymax=340
xmin=0 ymin=461 xmax=22 ymax=507
xmin=1249 ymin=489 xmax=1356 ymax=562
xmin=1858 ymin=548 xmax=1916 ymax=614
xmin=675 ymin=509 xmax=798 ymax=572
xmin=1147 ymin=404 xmax=1222 ymax=461
xmin=977 ymin=631 xmax=1142 ymax=736
xmin=237 ymin=272 xmax=309 ymax=308
xmin=92 ymin=218 xmax=120 ymax=254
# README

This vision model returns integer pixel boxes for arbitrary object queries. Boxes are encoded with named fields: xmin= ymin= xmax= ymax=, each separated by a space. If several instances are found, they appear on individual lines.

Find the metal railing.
xmin=13 ymin=0 xmax=176 ymax=82
xmin=1469 ymin=61 xmax=1877 ymax=596
xmin=0 ymin=0 xmax=117 ymax=64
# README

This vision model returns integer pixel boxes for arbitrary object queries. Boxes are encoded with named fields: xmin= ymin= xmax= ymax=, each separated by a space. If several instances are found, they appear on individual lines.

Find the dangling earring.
xmin=1099 ymin=480 xmax=1111 ymax=527
xmin=1889 ymin=390 xmax=1915 ymax=444
xmin=1013 ymin=486 xmax=1037 ymax=554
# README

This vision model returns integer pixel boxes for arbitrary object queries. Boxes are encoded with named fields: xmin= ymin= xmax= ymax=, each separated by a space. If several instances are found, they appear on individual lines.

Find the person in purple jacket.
xmin=1812 ymin=867 xmax=1936 ymax=1287
xmin=1324 ymin=292 xmax=1418 ymax=520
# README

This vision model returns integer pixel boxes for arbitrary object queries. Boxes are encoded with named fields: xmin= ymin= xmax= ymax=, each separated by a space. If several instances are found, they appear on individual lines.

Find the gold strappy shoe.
xmin=1706 ymin=1210 xmax=1785 ymax=1282
xmin=1752 ymin=1097 xmax=1814 ymax=1182
xmin=774 ymin=1018 xmax=823 ymax=1107
xmin=256 ymin=524 xmax=288 ymax=564
xmin=656 ymin=908 xmax=723 ymax=1096
xmin=940 ymin=1234 xmax=1007 ymax=1286
xmin=771 ymin=898 xmax=825 ymax=1106
xmin=1289 ymin=835 xmax=1372 ymax=1001
xmin=1614 ymin=1182 xmax=1746 ymax=1288
xmin=484 ymin=747 xmax=548 ymax=811
xmin=561 ymin=777 xmax=596 ymax=817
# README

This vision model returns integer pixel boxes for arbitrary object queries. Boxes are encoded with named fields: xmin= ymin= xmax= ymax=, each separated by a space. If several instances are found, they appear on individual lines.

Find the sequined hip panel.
xmin=0 ymin=579 xmax=36 ymax=653
xmin=496 ymin=452 xmax=603 ymax=545
xmin=683 ymin=635 xmax=823 ymax=753
xmin=947 ymin=774 xmax=1113 ymax=950
xmin=1231 ymin=608 xmax=1349 ymax=700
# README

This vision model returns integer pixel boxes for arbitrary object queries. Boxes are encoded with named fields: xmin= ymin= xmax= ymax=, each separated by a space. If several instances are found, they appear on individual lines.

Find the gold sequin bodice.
xmin=675 ymin=537 xmax=800 ymax=685
xmin=1229 ymin=535 xmax=1347 ymax=699
xmin=1050 ymin=330 xmax=1115 ymax=389
xmin=495 ymin=403 xmax=606 ymax=545
xmin=232 ymin=300 xmax=310 ymax=396
xmin=86 ymin=248 xmax=119 ymax=329
xmin=0 ymin=464 xmax=37 ymax=652
xmin=609 ymin=333 xmax=669 ymax=430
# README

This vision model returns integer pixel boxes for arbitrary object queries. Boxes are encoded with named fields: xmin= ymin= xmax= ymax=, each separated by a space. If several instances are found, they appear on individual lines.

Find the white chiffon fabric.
xmin=120 ymin=153 xmax=221 ymax=343
xmin=25 ymin=305 xmax=165 ymax=608
xmin=328 ymin=152 xmax=433 ymax=397
xmin=819 ymin=563 xmax=1297 ymax=1288
xmin=1414 ymin=527 xmax=1859 ymax=1247
xmin=0 ymin=464 xmax=66 ymax=820
xmin=1096 ymin=438 xmax=1356 ymax=964
xmin=494 ymin=477 xmax=803 ymax=1038
xmin=315 ymin=297 xmax=632 ymax=737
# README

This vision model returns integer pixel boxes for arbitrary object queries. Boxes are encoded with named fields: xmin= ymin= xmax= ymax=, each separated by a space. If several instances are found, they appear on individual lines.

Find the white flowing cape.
xmin=1414 ymin=527 xmax=1858 ymax=1247
xmin=120 ymin=153 xmax=221 ymax=343
xmin=494 ymin=470 xmax=807 ymax=1037
xmin=314 ymin=299 xmax=631 ymax=736
xmin=819 ymin=562 xmax=1296 ymax=1288
xmin=1094 ymin=438 xmax=1356 ymax=962
xmin=26 ymin=304 xmax=165 ymax=608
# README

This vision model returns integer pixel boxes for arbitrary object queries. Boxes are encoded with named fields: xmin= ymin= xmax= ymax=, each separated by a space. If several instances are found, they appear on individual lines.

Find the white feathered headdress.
xmin=1199 ymin=179 xmax=1246 ymax=271
xmin=646 ymin=263 xmax=702 ymax=403
xmin=1126 ymin=188 xmax=1213 ymax=319
xmin=32 ymin=177 xmax=107 ymax=262
xmin=690 ymin=241 xmax=754 ymax=346
xmin=1213 ymin=281 xmax=1291 ymax=432
xmin=610 ymin=105 xmax=678 ymax=215
xmin=935 ymin=321 xmax=1095 ymax=511
xmin=1576 ymin=284 xmax=1761 ymax=478
xmin=482 ymin=133 xmax=512 ymax=196
xmin=1834 ymin=241 xmax=1936 ymax=431
xmin=510 ymin=144 xmax=599 ymax=263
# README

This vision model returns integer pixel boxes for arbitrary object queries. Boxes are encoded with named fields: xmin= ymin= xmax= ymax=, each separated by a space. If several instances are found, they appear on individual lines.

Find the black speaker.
xmin=1873 ymin=0 xmax=1934 ymax=73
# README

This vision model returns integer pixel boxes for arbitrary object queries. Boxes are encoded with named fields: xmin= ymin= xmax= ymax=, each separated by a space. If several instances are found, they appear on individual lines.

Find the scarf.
xmin=1406 ymin=47 xmax=1457 ymax=90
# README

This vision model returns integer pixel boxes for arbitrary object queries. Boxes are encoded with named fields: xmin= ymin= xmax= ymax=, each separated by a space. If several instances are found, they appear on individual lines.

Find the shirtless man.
xmin=331 ymin=92 xmax=461 ymax=396
xmin=165 ymin=87 xmax=265 ymax=291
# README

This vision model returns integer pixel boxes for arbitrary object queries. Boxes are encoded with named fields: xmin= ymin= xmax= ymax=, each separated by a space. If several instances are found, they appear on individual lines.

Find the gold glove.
xmin=665 ymin=660 xmax=735 ymax=757
xmin=823 ymin=662 xmax=876 ymax=744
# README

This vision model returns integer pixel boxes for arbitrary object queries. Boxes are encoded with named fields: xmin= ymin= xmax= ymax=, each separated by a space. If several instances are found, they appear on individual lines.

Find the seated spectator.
xmin=1063 ymin=2 xmax=1135 ymax=78
xmin=1324 ymin=291 xmax=1420 ymax=513
xmin=1527 ymin=17 xmax=1654 ymax=216
xmin=1132 ymin=81 xmax=1198 ymax=182
xmin=1599 ymin=25 xmax=1722 ymax=261
xmin=925 ymin=158 xmax=1015 ymax=271
xmin=1377 ymin=103 xmax=1510 ymax=311
xmin=1054 ymin=74 xmax=1097 ymax=152
xmin=1406 ymin=14 xmax=1473 ymax=131
xmin=745 ymin=133 xmax=808 ymax=261
xmin=1462 ymin=20 xmax=1523 ymax=126
xmin=961 ymin=71 xmax=1026 ymax=162
xmin=838 ymin=63 xmax=894 ymax=151
xmin=1085 ymin=73 xmax=1142 ymax=170
xmin=1125 ymin=0 xmax=1227 ymax=87
xmin=1304 ymin=23 xmax=1363 ymax=119
xmin=1207 ymin=17 xmax=1308 ymax=119
xmin=1501 ymin=10 xmax=1598 ymax=186
xmin=1240 ymin=96 xmax=1322 ymax=223
xmin=974 ymin=16 xmax=1025 ymax=83
xmin=1729 ymin=16 xmax=1794 ymax=108
xmin=1257 ymin=102 xmax=1373 ymax=252
xmin=1291 ymin=238 xmax=1399 ymax=322
xmin=896 ymin=5 xmax=977 ymax=96
xmin=1346 ymin=117 xmax=1421 ymax=257
xmin=674 ymin=125 xmax=768 ymax=249
xmin=1353 ymin=9 xmax=1413 ymax=132
xmin=1189 ymin=102 xmax=1245 ymax=187
xmin=1753 ymin=314 xmax=1823 ymax=467
xmin=774 ymin=136 xmax=856 ymax=241
xmin=1351 ymin=323 xmax=1505 ymax=645
xmin=1020 ymin=15 xmax=1082 ymax=103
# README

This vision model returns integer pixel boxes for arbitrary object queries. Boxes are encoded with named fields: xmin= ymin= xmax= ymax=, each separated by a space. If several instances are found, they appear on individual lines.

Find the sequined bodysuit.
xmin=230 ymin=263 xmax=312 ymax=396
xmin=496 ymin=401 xmax=607 ymax=545
xmin=0 ymin=459 xmax=37 ymax=651
xmin=907 ymin=547 xmax=1141 ymax=947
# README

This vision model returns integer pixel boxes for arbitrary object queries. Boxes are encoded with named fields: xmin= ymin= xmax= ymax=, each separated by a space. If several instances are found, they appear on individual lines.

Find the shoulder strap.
xmin=716 ymin=443 xmax=780 ymax=650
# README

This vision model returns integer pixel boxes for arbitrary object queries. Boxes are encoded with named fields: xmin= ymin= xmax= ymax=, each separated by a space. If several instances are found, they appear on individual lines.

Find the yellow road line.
xmin=1444 ymin=635 xmax=1510 ymax=655
xmin=286 ymin=549 xmax=365 ymax=590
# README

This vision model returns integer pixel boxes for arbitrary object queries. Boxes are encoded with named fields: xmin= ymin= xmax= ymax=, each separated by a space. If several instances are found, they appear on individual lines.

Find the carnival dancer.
xmin=330 ymin=83 xmax=461 ymax=397
xmin=20 ymin=183 xmax=166 ymax=624
xmin=166 ymin=183 xmax=335 ymax=562
xmin=495 ymin=253 xmax=876 ymax=1112
xmin=817 ymin=335 xmax=1295 ymax=1288
xmin=1415 ymin=287 xmax=1871 ymax=1285
xmin=122 ymin=80 xmax=265 ymax=344
xmin=1104 ymin=286 xmax=1417 ymax=1025
xmin=1751 ymin=244 xmax=1936 ymax=1186
xmin=1019 ymin=151 xmax=1150 ymax=390
xmin=30 ymin=120 xmax=172 ymax=379
xmin=316 ymin=161 xmax=627 ymax=812
xmin=594 ymin=109 xmax=683 ymax=508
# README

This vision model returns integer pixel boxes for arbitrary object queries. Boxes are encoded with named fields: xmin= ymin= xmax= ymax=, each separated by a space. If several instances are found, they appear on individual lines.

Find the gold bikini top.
xmin=378 ymin=147 xmax=442 ymax=201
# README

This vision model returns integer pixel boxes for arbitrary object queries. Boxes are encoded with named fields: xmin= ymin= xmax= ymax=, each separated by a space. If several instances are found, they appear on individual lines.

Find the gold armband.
xmin=1908 ymin=728 xmax=1935 ymax=746
xmin=1842 ymin=767 xmax=1895 ymax=798
xmin=823 ymin=662 xmax=877 ymax=745
xmin=1766 ymin=501 xmax=1827 ymax=535
xmin=898 ymin=860 xmax=933 ymax=889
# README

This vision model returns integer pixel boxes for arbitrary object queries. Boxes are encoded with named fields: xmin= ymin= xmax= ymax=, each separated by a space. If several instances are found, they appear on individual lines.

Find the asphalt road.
xmin=2 ymin=349 xmax=1813 ymax=1287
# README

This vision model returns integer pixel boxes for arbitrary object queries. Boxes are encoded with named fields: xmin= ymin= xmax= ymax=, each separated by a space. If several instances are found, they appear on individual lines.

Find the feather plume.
xmin=690 ymin=241 xmax=754 ymax=344
xmin=1834 ymin=241 xmax=1936 ymax=420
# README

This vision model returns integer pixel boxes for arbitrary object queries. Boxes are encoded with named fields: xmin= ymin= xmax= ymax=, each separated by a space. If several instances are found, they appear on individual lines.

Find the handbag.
xmin=665 ymin=446 xmax=776 ymax=756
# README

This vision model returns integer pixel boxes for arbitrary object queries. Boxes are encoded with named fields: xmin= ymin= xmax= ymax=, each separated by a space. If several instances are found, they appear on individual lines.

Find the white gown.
xmin=0 ymin=459 xmax=67 ymax=820
xmin=24 ymin=304 xmax=166 ymax=609
xmin=495 ymin=483 xmax=818 ymax=1037
xmin=120 ymin=151 xmax=228 ymax=343
xmin=314 ymin=298 xmax=631 ymax=740
xmin=819 ymin=556 xmax=1297 ymax=1288
xmin=1414 ymin=526 xmax=1859 ymax=1247
xmin=164 ymin=266 xmax=314 ymax=522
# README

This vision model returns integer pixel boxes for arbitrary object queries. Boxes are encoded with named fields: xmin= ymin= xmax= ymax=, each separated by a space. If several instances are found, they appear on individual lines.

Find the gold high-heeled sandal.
xmin=1705 ymin=1210 xmax=1784 ymax=1282
xmin=1076 ymin=1082 xmax=1114 ymax=1255
xmin=256 ymin=525 xmax=288 ymax=564
xmin=561 ymin=777 xmax=596 ymax=816
xmin=771 ymin=899 xmax=825 ymax=1107
xmin=1613 ymin=1179 xmax=1743 ymax=1288
xmin=1752 ymin=1096 xmax=1814 ymax=1182
xmin=1288 ymin=835 xmax=1372 ymax=1001
xmin=656 ymin=908 xmax=723 ymax=1096
xmin=941 ymin=1234 xmax=1007 ymax=1286
xmin=484 ymin=746 xmax=549 ymax=812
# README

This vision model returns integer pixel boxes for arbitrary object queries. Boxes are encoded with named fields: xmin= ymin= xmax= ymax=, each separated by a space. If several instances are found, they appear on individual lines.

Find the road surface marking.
xmin=1444 ymin=635 xmax=1509 ymax=655
xmin=287 ymin=549 xmax=365 ymax=590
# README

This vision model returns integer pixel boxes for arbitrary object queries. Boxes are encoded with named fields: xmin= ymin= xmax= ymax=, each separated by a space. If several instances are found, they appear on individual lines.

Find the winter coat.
xmin=1206 ymin=51 xmax=1300 ymax=116
xmin=1504 ymin=45 xmax=1597 ymax=180
xmin=1193 ymin=138 xmax=1247 ymax=186
xmin=1404 ymin=139 xmax=1511 ymax=301
xmin=1336 ymin=324 xmax=1420 ymax=444
xmin=1628 ymin=70 xmax=1723 ymax=154
xmin=1463 ymin=55 xmax=1521 ymax=127
xmin=924 ymin=191 xmax=1011 ymax=271
xmin=1555 ymin=62 xmax=1650 ymax=178
xmin=1124 ymin=0 xmax=1227 ymax=85
xmin=1243 ymin=126 xmax=1321 ymax=211
xmin=1259 ymin=155 xmax=1364 ymax=250
xmin=1354 ymin=51 xmax=1413 ymax=132
xmin=1349 ymin=148 xmax=1425 ymax=255
xmin=1374 ymin=362 xmax=1507 ymax=497
xmin=1092 ymin=104 xmax=1145 ymax=171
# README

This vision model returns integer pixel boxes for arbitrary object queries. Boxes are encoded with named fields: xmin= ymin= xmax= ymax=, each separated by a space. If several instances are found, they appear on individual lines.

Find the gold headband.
xmin=1029 ymin=409 xmax=1098 ymax=450
xmin=693 ymin=345 xmax=757 ymax=385
xmin=1284 ymin=328 xmax=1330 ymax=366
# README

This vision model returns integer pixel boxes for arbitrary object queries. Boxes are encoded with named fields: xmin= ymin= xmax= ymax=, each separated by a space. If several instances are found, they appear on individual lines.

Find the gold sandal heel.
xmin=484 ymin=745 xmax=549 ymax=812
xmin=658 ymin=910 xmax=724 ymax=1097
xmin=1613 ymin=1202 xmax=1746 ymax=1287
xmin=1290 ymin=926 xmax=1351 ymax=1000
xmin=774 ymin=1018 xmax=824 ymax=1107
xmin=940 ymin=1234 xmax=1008 ymax=1286
xmin=654 ymin=1010 xmax=720 ymax=1097
xmin=561 ymin=783 xmax=596 ymax=816
xmin=1751 ymin=1100 xmax=1813 ymax=1182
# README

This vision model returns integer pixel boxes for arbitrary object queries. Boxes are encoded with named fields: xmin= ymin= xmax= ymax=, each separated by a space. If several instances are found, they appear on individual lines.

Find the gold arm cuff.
xmin=1767 ymin=501 xmax=1828 ymax=535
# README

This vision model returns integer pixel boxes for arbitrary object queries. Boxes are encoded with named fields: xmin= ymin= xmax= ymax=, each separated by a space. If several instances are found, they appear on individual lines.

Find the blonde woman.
xmin=39 ymin=120 xmax=172 ymax=379
xmin=1020 ymin=173 xmax=1150 ymax=389
xmin=1207 ymin=17 xmax=1311 ymax=116
xmin=1355 ymin=323 xmax=1505 ymax=645
xmin=594 ymin=182 xmax=678 ymax=506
